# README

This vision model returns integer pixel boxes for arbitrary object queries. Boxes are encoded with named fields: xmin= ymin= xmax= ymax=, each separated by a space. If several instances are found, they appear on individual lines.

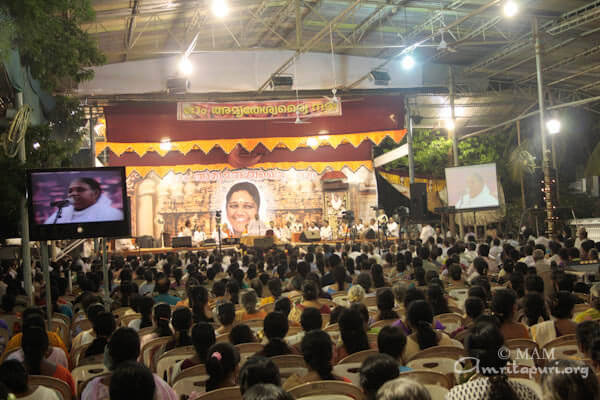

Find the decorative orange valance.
xmin=126 ymin=160 xmax=373 ymax=179
xmin=97 ymin=129 xmax=406 ymax=157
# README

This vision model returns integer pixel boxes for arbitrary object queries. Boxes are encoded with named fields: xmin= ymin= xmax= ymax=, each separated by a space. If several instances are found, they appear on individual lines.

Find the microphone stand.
xmin=215 ymin=213 xmax=222 ymax=257
xmin=52 ymin=204 xmax=67 ymax=224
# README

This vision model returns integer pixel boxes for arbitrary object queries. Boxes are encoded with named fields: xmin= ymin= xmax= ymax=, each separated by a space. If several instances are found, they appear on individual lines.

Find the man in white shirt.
xmin=320 ymin=221 xmax=333 ymax=241
xmin=355 ymin=219 xmax=365 ymax=234
xmin=387 ymin=217 xmax=399 ymax=238
xmin=420 ymin=224 xmax=435 ymax=243
xmin=456 ymin=172 xmax=499 ymax=209
xmin=192 ymin=229 xmax=206 ymax=246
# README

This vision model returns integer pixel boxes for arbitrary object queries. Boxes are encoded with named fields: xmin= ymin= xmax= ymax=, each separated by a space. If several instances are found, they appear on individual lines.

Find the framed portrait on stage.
xmin=324 ymin=191 xmax=348 ymax=219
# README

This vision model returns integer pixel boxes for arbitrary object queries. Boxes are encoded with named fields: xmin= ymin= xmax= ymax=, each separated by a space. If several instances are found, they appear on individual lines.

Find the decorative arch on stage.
xmin=100 ymin=95 xmax=405 ymax=241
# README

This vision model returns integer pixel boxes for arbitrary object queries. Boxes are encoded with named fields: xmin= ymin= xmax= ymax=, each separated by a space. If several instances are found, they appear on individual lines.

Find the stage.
xmin=109 ymin=238 xmax=384 ymax=257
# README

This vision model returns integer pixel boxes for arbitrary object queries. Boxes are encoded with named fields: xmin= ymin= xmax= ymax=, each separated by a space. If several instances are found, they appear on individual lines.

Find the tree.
xmin=2 ymin=0 xmax=105 ymax=91
xmin=0 ymin=1 xmax=104 ymax=236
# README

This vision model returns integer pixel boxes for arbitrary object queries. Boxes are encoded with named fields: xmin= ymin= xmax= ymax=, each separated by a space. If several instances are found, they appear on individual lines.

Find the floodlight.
xmin=178 ymin=57 xmax=193 ymax=76
xmin=504 ymin=1 xmax=518 ymax=17
xmin=212 ymin=0 xmax=229 ymax=18
xmin=445 ymin=119 xmax=456 ymax=131
xmin=401 ymin=54 xmax=415 ymax=70
xmin=160 ymin=138 xmax=172 ymax=151
xmin=546 ymin=119 xmax=561 ymax=135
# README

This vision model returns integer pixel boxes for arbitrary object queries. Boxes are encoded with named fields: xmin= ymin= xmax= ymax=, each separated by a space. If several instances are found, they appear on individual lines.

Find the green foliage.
xmin=3 ymin=0 xmax=105 ymax=90
xmin=0 ymin=97 xmax=85 ymax=235
xmin=0 ymin=8 xmax=16 ymax=61
xmin=376 ymin=129 xmax=515 ymax=179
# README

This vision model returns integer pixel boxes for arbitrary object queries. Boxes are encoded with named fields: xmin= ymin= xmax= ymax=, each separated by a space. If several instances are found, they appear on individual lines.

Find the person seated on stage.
xmin=212 ymin=224 xmax=230 ymax=240
xmin=368 ymin=218 xmax=378 ymax=232
xmin=178 ymin=220 xmax=193 ymax=237
xmin=192 ymin=226 xmax=206 ymax=246
xmin=387 ymin=217 xmax=399 ymax=238
xmin=320 ymin=221 xmax=333 ymax=241
xmin=307 ymin=221 xmax=320 ymax=234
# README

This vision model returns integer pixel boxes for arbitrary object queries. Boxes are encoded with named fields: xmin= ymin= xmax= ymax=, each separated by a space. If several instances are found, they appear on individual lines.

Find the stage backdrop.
xmin=127 ymin=166 xmax=376 ymax=240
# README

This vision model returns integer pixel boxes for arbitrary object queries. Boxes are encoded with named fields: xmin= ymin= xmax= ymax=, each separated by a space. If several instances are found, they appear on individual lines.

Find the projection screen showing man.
xmin=445 ymin=163 xmax=500 ymax=211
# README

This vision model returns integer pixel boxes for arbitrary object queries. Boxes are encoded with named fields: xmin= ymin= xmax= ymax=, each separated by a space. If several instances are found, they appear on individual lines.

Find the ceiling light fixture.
xmin=212 ymin=0 xmax=229 ymax=18
xmin=503 ymin=1 xmax=519 ymax=17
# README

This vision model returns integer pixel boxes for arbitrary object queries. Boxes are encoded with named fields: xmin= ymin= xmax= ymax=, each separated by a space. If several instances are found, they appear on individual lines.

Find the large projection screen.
xmin=445 ymin=163 xmax=500 ymax=211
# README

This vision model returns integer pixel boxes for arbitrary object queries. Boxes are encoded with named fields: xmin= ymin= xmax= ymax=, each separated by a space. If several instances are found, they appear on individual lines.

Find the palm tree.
xmin=508 ymin=141 xmax=536 ymax=209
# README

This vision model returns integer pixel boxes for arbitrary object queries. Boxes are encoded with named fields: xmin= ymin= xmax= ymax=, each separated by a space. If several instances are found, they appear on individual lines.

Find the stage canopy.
xmin=102 ymin=94 xmax=406 ymax=240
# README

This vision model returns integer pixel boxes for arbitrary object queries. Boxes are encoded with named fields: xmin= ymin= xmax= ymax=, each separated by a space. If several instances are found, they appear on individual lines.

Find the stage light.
xmin=503 ymin=1 xmax=518 ymax=17
xmin=401 ymin=54 xmax=415 ymax=70
xmin=212 ymin=0 xmax=229 ymax=18
xmin=546 ymin=119 xmax=561 ymax=135
xmin=178 ymin=56 xmax=193 ymax=76
xmin=160 ymin=138 xmax=172 ymax=151
xmin=318 ymin=130 xmax=329 ymax=135
xmin=93 ymin=122 xmax=105 ymax=135
xmin=33 ymin=142 xmax=40 ymax=150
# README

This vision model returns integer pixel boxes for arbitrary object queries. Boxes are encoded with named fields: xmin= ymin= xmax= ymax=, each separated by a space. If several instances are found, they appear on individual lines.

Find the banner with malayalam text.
xmin=177 ymin=99 xmax=342 ymax=121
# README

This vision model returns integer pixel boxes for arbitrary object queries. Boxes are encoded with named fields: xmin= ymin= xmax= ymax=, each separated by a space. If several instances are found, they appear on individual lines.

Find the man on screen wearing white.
xmin=44 ymin=177 xmax=123 ymax=224
xmin=455 ymin=172 xmax=498 ymax=209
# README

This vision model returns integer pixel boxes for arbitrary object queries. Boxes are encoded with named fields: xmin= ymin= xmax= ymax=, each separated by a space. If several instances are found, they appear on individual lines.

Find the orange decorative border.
xmin=126 ymin=161 xmax=373 ymax=178
xmin=97 ymin=129 xmax=406 ymax=157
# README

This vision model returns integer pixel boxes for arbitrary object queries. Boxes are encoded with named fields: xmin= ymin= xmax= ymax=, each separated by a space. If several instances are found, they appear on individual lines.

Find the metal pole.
xmin=89 ymin=107 xmax=96 ymax=167
xmin=40 ymin=241 xmax=52 ymax=324
xmin=449 ymin=67 xmax=458 ymax=166
xmin=16 ymin=92 xmax=33 ymax=306
xmin=295 ymin=0 xmax=302 ymax=49
xmin=405 ymin=99 xmax=415 ymax=185
xmin=517 ymin=120 xmax=526 ymax=210
xmin=533 ymin=17 xmax=554 ymax=235
xmin=449 ymin=66 xmax=463 ymax=239
xmin=102 ymin=238 xmax=110 ymax=311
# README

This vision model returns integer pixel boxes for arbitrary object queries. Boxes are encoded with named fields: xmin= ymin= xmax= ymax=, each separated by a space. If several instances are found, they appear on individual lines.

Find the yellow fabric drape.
xmin=126 ymin=161 xmax=373 ymax=178
xmin=97 ymin=129 xmax=406 ymax=157
xmin=378 ymin=171 xmax=446 ymax=193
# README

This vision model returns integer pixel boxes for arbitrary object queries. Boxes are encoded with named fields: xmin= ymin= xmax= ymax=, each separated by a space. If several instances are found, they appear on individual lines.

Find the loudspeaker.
xmin=136 ymin=235 xmax=155 ymax=248
xmin=364 ymin=229 xmax=376 ymax=239
xmin=254 ymin=237 xmax=274 ymax=250
xmin=300 ymin=231 xmax=321 ymax=242
xmin=172 ymin=236 xmax=192 ymax=248
xmin=410 ymin=183 xmax=428 ymax=220
xmin=167 ymin=77 xmax=190 ymax=94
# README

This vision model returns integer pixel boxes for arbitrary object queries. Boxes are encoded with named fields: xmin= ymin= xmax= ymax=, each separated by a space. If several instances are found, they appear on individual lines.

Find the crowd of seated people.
xmin=0 ymin=226 xmax=600 ymax=399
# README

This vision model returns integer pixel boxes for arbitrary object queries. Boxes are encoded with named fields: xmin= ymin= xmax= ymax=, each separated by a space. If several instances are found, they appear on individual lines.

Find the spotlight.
xmin=401 ymin=54 xmax=415 ymax=70
xmin=33 ymin=142 xmax=40 ymax=150
xmin=178 ymin=56 xmax=193 ymax=76
xmin=212 ymin=0 xmax=229 ymax=18
xmin=503 ymin=1 xmax=518 ymax=17
xmin=160 ymin=138 xmax=172 ymax=151
xmin=546 ymin=119 xmax=561 ymax=135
